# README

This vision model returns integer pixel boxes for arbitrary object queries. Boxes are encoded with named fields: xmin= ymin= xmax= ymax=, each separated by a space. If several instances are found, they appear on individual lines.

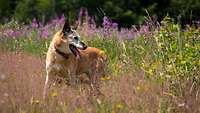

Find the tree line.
xmin=0 ymin=0 xmax=200 ymax=27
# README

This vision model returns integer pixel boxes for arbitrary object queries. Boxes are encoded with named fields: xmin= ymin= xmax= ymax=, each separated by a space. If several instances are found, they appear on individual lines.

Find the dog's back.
xmin=76 ymin=47 xmax=107 ymax=76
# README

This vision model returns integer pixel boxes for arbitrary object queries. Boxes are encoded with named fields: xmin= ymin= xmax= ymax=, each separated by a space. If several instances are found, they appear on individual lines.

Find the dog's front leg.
xmin=67 ymin=66 xmax=77 ymax=86
xmin=43 ymin=71 xmax=49 ymax=99
xmin=43 ymin=66 xmax=55 ymax=99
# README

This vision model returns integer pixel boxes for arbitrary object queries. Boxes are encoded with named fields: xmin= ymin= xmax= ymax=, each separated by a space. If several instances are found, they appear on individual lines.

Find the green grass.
xmin=0 ymin=36 xmax=50 ymax=56
xmin=0 ymin=17 xmax=200 ymax=113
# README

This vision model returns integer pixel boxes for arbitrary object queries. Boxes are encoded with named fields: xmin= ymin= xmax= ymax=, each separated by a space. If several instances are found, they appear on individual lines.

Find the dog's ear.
xmin=72 ymin=21 xmax=79 ymax=30
xmin=62 ymin=19 xmax=71 ymax=34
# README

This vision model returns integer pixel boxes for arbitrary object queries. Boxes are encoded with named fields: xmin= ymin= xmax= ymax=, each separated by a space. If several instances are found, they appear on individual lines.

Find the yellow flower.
xmin=148 ymin=69 xmax=153 ymax=75
xmin=136 ymin=86 xmax=140 ymax=90
xmin=100 ymin=76 xmax=111 ymax=81
xmin=142 ymin=62 xmax=147 ymax=69
xmin=100 ymin=77 xmax=105 ymax=81
xmin=31 ymin=98 xmax=40 ymax=105
xmin=198 ymin=60 xmax=200 ymax=66
xmin=34 ymin=100 xmax=40 ymax=104
xmin=96 ymin=98 xmax=102 ymax=104
xmin=105 ymin=76 xmax=111 ymax=80
xmin=167 ymin=64 xmax=173 ymax=71
xmin=50 ymin=92 xmax=58 ymax=97
xmin=99 ymin=50 xmax=105 ymax=56
xmin=158 ymin=43 xmax=164 ymax=49
xmin=116 ymin=103 xmax=124 ymax=109
xmin=185 ymin=43 xmax=189 ymax=47
xmin=152 ymin=61 xmax=160 ymax=69
xmin=115 ymin=64 xmax=122 ymax=69
xmin=159 ymin=72 xmax=164 ymax=77
xmin=181 ymin=60 xmax=186 ymax=65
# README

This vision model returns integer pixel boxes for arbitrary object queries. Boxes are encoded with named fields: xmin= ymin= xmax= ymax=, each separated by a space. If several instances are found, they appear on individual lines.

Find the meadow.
xmin=0 ymin=12 xmax=200 ymax=113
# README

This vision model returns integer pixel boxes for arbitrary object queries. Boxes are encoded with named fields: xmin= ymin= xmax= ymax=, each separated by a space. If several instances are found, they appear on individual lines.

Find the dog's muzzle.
xmin=80 ymin=42 xmax=87 ymax=50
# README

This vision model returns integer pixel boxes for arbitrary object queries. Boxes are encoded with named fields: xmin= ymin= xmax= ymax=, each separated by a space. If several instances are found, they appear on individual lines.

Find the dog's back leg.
xmin=87 ymin=70 xmax=102 ymax=96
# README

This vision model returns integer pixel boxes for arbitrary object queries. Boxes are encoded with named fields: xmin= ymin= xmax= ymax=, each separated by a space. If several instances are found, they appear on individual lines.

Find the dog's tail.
xmin=98 ymin=50 xmax=107 ymax=62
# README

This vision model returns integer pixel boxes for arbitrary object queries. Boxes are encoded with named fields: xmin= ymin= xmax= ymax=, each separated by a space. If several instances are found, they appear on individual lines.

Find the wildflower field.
xmin=0 ymin=11 xmax=200 ymax=113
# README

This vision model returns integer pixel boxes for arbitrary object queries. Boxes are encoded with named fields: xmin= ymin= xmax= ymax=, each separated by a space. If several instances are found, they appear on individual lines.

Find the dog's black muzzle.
xmin=81 ymin=42 xmax=87 ymax=50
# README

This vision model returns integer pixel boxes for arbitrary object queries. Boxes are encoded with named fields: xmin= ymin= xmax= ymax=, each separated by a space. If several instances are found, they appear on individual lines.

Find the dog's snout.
xmin=83 ymin=43 xmax=87 ymax=50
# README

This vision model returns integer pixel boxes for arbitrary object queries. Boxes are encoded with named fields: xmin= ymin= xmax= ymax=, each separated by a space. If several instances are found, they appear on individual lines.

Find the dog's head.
xmin=62 ymin=19 xmax=87 ymax=57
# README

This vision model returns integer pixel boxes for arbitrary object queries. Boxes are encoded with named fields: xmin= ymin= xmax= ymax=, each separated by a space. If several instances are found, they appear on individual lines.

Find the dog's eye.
xmin=74 ymin=37 xmax=79 ymax=40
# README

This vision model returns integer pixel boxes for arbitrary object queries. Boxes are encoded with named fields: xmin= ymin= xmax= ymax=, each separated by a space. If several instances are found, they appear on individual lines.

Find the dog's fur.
xmin=43 ymin=19 xmax=107 ymax=98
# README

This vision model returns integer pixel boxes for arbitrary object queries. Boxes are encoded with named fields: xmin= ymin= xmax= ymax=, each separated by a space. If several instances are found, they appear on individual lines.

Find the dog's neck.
xmin=53 ymin=42 xmax=71 ymax=59
xmin=55 ymin=47 xmax=70 ymax=59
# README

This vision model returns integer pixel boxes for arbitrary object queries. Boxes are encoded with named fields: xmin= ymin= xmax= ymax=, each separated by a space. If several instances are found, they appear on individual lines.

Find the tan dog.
xmin=43 ymin=19 xmax=107 ymax=98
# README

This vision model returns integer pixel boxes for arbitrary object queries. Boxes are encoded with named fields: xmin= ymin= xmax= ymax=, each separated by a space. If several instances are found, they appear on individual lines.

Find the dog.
xmin=43 ymin=19 xmax=107 ymax=98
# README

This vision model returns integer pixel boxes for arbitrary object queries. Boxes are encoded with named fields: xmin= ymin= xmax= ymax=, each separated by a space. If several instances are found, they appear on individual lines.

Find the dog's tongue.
xmin=75 ymin=50 xmax=81 ymax=59
xmin=76 ymin=54 xmax=80 ymax=59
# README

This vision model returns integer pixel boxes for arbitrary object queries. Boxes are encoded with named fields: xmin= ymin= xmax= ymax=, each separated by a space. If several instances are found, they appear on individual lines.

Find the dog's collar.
xmin=55 ymin=48 xmax=70 ymax=59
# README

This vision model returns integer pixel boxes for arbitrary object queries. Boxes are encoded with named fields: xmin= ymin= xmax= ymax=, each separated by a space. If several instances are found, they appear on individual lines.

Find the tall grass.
xmin=0 ymin=14 xmax=200 ymax=112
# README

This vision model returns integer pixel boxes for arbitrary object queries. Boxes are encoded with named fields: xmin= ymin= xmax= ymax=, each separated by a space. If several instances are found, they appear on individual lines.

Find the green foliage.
xmin=14 ymin=0 xmax=38 ymax=22
xmin=0 ymin=0 xmax=18 ymax=22
xmin=142 ymin=16 xmax=200 ymax=95
xmin=0 ymin=35 xmax=50 ymax=56
xmin=169 ymin=0 xmax=200 ymax=23
xmin=1 ymin=0 xmax=200 ymax=26
xmin=14 ymin=0 xmax=55 ymax=23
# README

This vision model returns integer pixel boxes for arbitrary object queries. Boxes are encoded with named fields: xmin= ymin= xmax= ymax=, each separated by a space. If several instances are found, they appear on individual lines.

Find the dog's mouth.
xmin=69 ymin=44 xmax=81 ymax=59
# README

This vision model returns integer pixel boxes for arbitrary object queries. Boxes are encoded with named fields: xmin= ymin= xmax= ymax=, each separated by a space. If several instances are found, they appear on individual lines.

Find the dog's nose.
xmin=83 ymin=43 xmax=87 ymax=50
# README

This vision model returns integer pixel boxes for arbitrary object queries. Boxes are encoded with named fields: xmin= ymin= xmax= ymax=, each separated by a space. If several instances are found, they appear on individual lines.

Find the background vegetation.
xmin=1 ymin=0 xmax=200 ymax=27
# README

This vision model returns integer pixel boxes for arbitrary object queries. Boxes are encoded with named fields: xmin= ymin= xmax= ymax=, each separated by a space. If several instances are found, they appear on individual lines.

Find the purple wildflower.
xmin=112 ymin=22 xmax=118 ymax=29
xmin=139 ymin=25 xmax=149 ymax=34
xmin=31 ymin=18 xmax=38 ymax=28
xmin=195 ymin=20 xmax=200 ymax=28
xmin=51 ymin=18 xmax=59 ymax=25
xmin=2 ymin=29 xmax=21 ymax=38
xmin=127 ymin=32 xmax=135 ymax=40
xmin=78 ymin=8 xmax=89 ymax=26
xmin=79 ymin=8 xmax=84 ymax=17
xmin=102 ymin=16 xmax=112 ymax=37
xmin=103 ymin=16 xmax=111 ymax=27
xmin=79 ymin=7 xmax=88 ymax=17
xmin=41 ymin=30 xmax=49 ymax=39
xmin=13 ymin=30 xmax=21 ymax=37
xmin=88 ymin=17 xmax=96 ymax=28
xmin=58 ymin=14 xmax=65 ymax=24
